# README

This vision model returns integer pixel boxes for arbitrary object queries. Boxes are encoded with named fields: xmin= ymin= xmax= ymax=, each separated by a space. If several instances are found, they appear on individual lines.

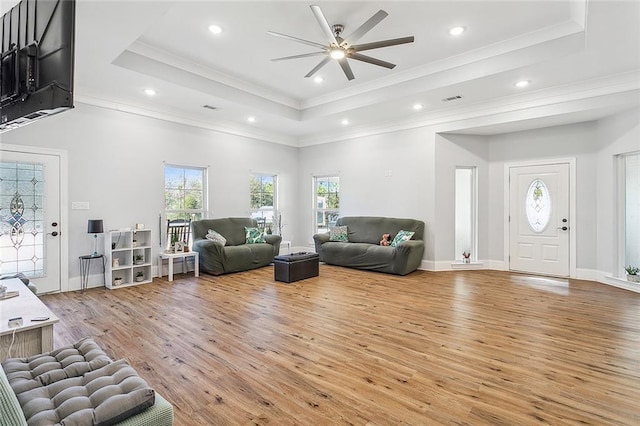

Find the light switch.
xmin=71 ymin=201 xmax=90 ymax=210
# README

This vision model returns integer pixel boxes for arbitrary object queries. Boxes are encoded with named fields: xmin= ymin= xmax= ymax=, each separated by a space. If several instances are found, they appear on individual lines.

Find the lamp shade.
xmin=87 ymin=219 xmax=104 ymax=234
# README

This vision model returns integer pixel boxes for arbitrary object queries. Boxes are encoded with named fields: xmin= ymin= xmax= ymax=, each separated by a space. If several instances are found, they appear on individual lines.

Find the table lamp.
xmin=87 ymin=219 xmax=104 ymax=256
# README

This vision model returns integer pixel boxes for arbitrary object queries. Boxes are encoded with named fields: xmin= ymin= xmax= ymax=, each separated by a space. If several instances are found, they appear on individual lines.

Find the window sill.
xmin=451 ymin=261 xmax=484 ymax=270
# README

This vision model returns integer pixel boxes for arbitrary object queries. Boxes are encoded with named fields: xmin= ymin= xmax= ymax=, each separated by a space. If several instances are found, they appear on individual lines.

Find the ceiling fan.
xmin=268 ymin=5 xmax=414 ymax=81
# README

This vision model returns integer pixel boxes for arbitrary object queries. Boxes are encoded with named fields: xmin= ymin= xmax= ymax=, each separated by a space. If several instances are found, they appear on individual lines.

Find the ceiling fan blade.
xmin=348 ymin=52 xmax=396 ymax=69
xmin=338 ymin=58 xmax=355 ymax=81
xmin=343 ymin=10 xmax=388 ymax=45
xmin=272 ymin=52 xmax=326 ymax=62
xmin=310 ymin=5 xmax=339 ymax=45
xmin=267 ymin=31 xmax=327 ymax=49
xmin=352 ymin=36 xmax=415 ymax=52
xmin=304 ymin=57 xmax=332 ymax=78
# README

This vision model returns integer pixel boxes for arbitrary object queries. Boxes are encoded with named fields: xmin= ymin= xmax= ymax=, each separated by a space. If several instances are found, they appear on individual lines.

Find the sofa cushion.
xmin=245 ymin=227 xmax=266 ymax=244
xmin=2 ymin=337 xmax=112 ymax=395
xmin=206 ymin=229 xmax=227 ymax=245
xmin=329 ymin=226 xmax=348 ymax=242
xmin=14 ymin=359 xmax=155 ymax=426
xmin=391 ymin=230 xmax=415 ymax=247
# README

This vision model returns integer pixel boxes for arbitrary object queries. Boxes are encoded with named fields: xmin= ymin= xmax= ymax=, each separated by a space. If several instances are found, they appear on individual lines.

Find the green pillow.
xmin=329 ymin=226 xmax=348 ymax=242
xmin=390 ymin=230 xmax=414 ymax=247
xmin=245 ymin=227 xmax=266 ymax=244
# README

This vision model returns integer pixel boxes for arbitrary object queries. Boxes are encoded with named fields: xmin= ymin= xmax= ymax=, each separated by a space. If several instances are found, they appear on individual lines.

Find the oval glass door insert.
xmin=525 ymin=178 xmax=551 ymax=233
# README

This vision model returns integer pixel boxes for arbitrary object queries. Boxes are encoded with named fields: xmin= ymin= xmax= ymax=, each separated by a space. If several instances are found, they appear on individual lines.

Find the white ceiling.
xmin=4 ymin=0 xmax=639 ymax=145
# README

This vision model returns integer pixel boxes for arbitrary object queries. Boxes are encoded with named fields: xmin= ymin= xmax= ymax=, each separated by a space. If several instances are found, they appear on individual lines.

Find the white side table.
xmin=158 ymin=251 xmax=199 ymax=282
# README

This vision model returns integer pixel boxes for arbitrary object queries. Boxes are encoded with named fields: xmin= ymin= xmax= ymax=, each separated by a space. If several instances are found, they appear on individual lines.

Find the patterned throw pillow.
xmin=205 ymin=229 xmax=227 ymax=245
xmin=329 ymin=226 xmax=348 ymax=242
xmin=245 ymin=227 xmax=266 ymax=244
xmin=390 ymin=230 xmax=414 ymax=247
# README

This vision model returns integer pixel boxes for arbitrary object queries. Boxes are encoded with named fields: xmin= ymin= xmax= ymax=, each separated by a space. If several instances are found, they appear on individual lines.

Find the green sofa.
xmin=313 ymin=216 xmax=425 ymax=275
xmin=191 ymin=218 xmax=282 ymax=275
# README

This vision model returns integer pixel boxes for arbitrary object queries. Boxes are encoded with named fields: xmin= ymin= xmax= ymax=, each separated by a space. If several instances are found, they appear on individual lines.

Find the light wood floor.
xmin=40 ymin=266 xmax=640 ymax=425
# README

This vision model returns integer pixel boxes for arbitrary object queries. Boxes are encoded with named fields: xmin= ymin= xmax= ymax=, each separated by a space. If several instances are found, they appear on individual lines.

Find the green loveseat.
xmin=192 ymin=218 xmax=282 ymax=275
xmin=313 ymin=216 xmax=425 ymax=275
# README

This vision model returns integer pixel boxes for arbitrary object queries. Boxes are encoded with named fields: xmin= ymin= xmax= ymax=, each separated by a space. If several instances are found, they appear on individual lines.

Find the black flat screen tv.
xmin=0 ymin=0 xmax=75 ymax=132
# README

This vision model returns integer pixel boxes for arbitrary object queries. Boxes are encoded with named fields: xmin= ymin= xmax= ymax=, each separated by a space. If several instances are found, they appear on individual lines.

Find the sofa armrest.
xmin=312 ymin=233 xmax=330 ymax=254
xmin=264 ymin=234 xmax=282 ymax=257
xmin=192 ymin=239 xmax=226 ymax=275
xmin=393 ymin=240 xmax=425 ymax=275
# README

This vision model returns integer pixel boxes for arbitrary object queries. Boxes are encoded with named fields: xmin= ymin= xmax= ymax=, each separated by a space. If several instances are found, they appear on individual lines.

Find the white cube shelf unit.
xmin=105 ymin=229 xmax=153 ymax=289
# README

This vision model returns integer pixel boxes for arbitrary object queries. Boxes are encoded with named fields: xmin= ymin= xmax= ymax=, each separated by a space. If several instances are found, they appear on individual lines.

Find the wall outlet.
xmin=71 ymin=201 xmax=90 ymax=210
xmin=8 ymin=317 xmax=23 ymax=327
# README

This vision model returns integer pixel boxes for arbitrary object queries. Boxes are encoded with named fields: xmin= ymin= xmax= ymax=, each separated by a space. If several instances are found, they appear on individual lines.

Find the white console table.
xmin=0 ymin=278 xmax=59 ymax=360
xmin=158 ymin=251 xmax=199 ymax=282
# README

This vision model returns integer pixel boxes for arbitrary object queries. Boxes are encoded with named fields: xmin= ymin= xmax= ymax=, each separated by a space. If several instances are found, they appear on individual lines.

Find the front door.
xmin=509 ymin=163 xmax=570 ymax=277
xmin=0 ymin=150 xmax=61 ymax=293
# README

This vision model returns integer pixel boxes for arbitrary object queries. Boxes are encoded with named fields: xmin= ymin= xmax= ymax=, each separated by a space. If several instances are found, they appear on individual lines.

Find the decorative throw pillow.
xmin=245 ymin=227 xmax=266 ymax=244
xmin=329 ymin=226 xmax=348 ymax=242
xmin=390 ymin=230 xmax=415 ymax=247
xmin=206 ymin=229 xmax=227 ymax=245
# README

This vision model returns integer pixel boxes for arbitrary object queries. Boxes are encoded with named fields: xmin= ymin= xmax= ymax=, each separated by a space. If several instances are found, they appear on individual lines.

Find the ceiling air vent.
xmin=202 ymin=105 xmax=218 ymax=111
xmin=441 ymin=95 xmax=463 ymax=102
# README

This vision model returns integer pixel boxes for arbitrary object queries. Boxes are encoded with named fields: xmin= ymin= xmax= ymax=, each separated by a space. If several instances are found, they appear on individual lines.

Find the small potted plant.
xmin=625 ymin=265 xmax=639 ymax=283
xmin=113 ymin=277 xmax=123 ymax=286
xmin=134 ymin=254 xmax=144 ymax=265
xmin=135 ymin=271 xmax=144 ymax=282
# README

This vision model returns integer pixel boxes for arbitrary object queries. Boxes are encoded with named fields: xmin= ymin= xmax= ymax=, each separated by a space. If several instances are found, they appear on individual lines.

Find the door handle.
xmin=557 ymin=226 xmax=568 ymax=231
xmin=47 ymin=231 xmax=59 ymax=237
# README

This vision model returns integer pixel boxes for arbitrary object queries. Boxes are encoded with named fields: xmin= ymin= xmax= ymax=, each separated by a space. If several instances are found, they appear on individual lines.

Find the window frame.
xmin=163 ymin=163 xmax=208 ymax=222
xmin=249 ymin=172 xmax=278 ymax=233
xmin=313 ymin=175 xmax=340 ymax=235
xmin=455 ymin=166 xmax=478 ymax=262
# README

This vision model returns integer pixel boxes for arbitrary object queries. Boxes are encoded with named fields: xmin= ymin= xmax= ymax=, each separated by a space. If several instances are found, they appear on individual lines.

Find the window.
xmin=525 ymin=178 xmax=551 ymax=233
xmin=624 ymin=153 xmax=640 ymax=273
xmin=314 ymin=176 xmax=340 ymax=234
xmin=455 ymin=167 xmax=477 ymax=261
xmin=164 ymin=165 xmax=207 ymax=221
xmin=250 ymin=173 xmax=277 ymax=233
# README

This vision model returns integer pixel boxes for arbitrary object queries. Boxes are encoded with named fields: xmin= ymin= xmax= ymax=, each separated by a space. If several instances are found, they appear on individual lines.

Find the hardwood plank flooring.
xmin=37 ymin=267 xmax=640 ymax=425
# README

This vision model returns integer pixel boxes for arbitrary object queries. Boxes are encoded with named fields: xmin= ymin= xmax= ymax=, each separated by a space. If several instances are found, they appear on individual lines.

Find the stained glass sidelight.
xmin=525 ymin=178 xmax=551 ymax=233
xmin=0 ymin=162 xmax=46 ymax=277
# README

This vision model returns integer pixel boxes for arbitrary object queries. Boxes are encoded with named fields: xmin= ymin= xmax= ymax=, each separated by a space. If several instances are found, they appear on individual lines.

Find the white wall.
xmin=486 ymin=122 xmax=600 ymax=271
xmin=297 ymin=127 xmax=436 ymax=258
xmin=0 ymin=103 xmax=298 ymax=288
xmin=434 ymin=133 xmax=490 ymax=266
xmin=595 ymin=108 xmax=640 ymax=277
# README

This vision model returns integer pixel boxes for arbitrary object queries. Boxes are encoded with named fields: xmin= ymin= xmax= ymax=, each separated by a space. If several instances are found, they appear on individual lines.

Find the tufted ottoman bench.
xmin=1 ymin=337 xmax=173 ymax=426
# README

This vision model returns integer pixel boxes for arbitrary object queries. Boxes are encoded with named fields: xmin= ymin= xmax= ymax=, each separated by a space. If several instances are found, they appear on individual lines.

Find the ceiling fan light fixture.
xmin=330 ymin=47 xmax=345 ymax=60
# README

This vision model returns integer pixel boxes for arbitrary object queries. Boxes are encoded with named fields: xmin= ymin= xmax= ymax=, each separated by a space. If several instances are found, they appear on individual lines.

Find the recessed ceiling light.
xmin=449 ymin=26 xmax=465 ymax=36
xmin=314 ymin=76 xmax=324 ymax=84
xmin=247 ymin=116 xmax=256 ymax=123
xmin=515 ymin=80 xmax=530 ymax=88
xmin=341 ymin=119 xmax=349 ymax=125
xmin=208 ymin=24 xmax=222 ymax=35
xmin=143 ymin=88 xmax=156 ymax=96
xmin=413 ymin=103 xmax=424 ymax=111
